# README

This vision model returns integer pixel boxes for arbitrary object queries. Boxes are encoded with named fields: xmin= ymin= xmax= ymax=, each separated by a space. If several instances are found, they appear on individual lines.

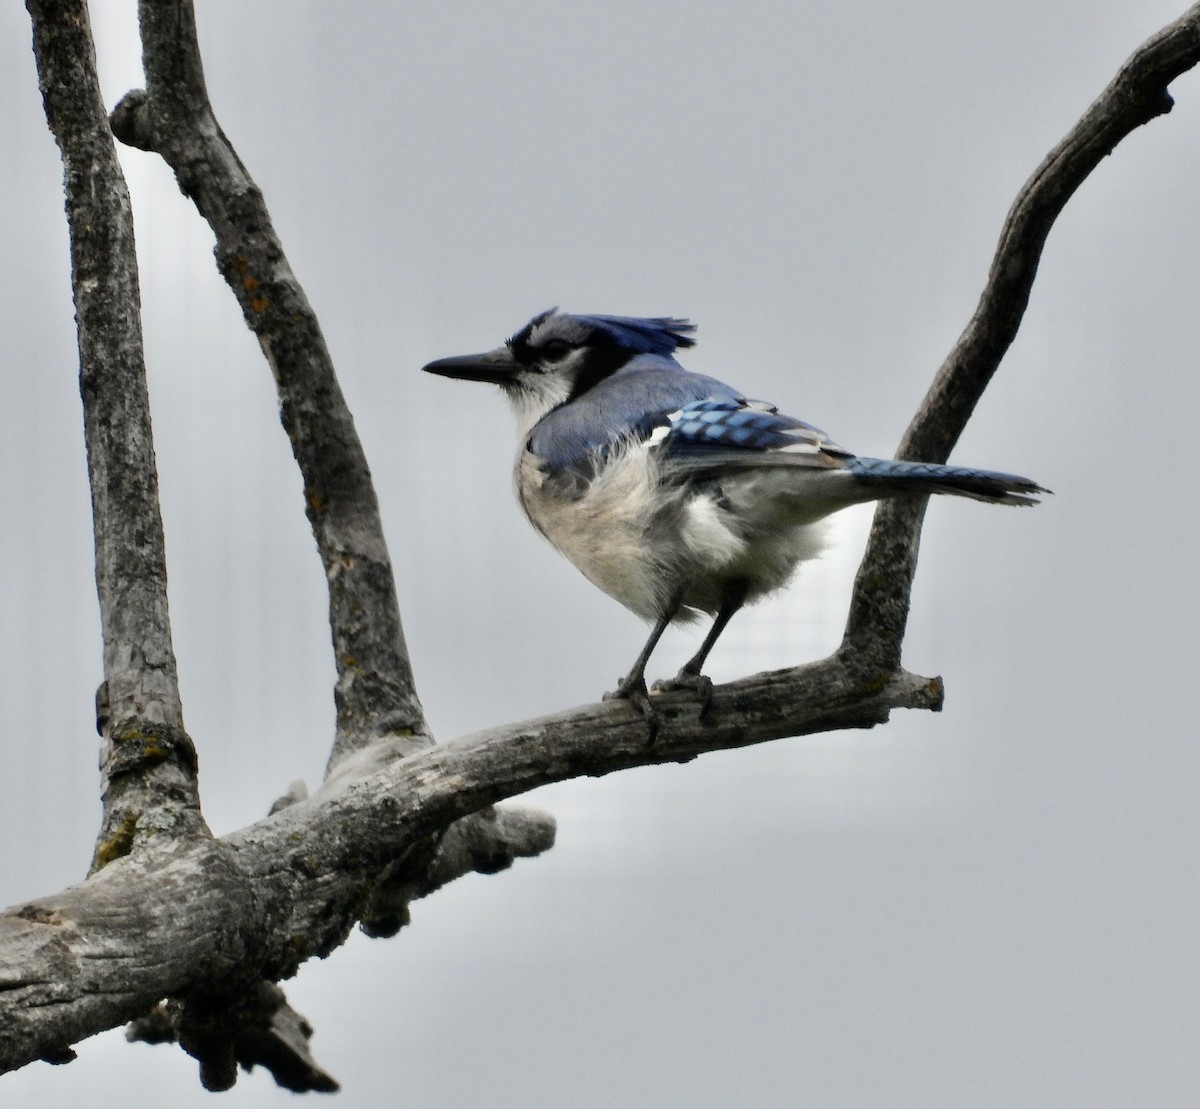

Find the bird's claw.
xmin=651 ymin=670 xmax=715 ymax=719
xmin=604 ymin=677 xmax=660 ymax=743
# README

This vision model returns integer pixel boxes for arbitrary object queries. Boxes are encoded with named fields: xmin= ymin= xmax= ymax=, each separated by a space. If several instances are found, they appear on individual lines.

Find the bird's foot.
xmin=651 ymin=669 xmax=714 ymax=720
xmin=603 ymin=676 xmax=660 ymax=743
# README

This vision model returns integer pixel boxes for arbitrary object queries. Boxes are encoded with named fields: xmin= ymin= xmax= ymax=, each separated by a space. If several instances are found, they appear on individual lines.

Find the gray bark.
xmin=112 ymin=0 xmax=432 ymax=770
xmin=24 ymin=0 xmax=207 ymax=874
xmin=843 ymin=8 xmax=1200 ymax=670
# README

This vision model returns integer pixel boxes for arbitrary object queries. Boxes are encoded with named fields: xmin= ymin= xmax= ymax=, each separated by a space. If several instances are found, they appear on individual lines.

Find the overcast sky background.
xmin=2 ymin=2 xmax=1198 ymax=1105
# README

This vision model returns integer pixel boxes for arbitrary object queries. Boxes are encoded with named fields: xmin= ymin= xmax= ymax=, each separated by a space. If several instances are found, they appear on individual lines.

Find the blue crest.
xmin=571 ymin=313 xmax=697 ymax=355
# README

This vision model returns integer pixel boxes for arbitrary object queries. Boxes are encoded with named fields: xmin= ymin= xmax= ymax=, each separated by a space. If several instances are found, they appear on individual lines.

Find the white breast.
xmin=515 ymin=441 xmax=841 ymax=624
xmin=516 ymin=443 xmax=679 ymax=621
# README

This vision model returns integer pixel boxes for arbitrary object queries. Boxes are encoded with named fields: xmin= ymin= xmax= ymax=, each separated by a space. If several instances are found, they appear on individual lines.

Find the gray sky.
xmin=2 ymin=2 xmax=1198 ymax=1105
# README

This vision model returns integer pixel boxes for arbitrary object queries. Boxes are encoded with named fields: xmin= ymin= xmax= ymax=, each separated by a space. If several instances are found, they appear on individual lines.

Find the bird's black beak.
xmin=422 ymin=345 xmax=519 ymax=384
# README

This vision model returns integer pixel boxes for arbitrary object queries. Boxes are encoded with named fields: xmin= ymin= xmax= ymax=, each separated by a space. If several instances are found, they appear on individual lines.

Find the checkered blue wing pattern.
xmin=651 ymin=400 xmax=1046 ymax=503
xmin=653 ymin=398 xmax=851 ymax=470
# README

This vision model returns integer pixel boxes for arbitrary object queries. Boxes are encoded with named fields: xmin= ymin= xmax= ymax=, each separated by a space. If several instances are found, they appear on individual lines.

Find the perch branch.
xmin=0 ymin=655 xmax=935 ymax=1076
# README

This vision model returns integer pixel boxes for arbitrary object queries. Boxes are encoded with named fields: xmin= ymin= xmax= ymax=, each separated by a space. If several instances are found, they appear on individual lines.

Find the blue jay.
xmin=424 ymin=309 xmax=1046 ymax=735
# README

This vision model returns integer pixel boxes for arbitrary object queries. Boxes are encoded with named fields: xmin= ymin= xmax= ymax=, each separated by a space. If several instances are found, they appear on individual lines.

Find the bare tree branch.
xmin=25 ymin=0 xmax=205 ymax=869
xmin=109 ymin=0 xmax=431 ymax=771
xmin=841 ymin=1 xmax=1200 ymax=672
xmin=0 ymin=659 xmax=931 ymax=1075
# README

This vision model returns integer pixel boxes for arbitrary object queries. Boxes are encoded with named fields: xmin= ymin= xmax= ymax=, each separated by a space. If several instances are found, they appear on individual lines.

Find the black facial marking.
xmin=564 ymin=343 xmax=631 ymax=402
xmin=506 ymin=307 xmax=558 ymax=367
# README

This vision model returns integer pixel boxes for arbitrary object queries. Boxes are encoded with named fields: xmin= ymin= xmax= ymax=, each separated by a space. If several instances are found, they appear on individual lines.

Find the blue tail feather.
xmin=845 ymin=457 xmax=1049 ymax=505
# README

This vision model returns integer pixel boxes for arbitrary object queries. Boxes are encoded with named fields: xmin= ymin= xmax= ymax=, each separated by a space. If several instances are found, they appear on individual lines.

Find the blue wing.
xmin=526 ymin=361 xmax=1046 ymax=505
xmin=651 ymin=399 xmax=1046 ymax=503
xmin=652 ymin=398 xmax=852 ymax=474
xmin=528 ymin=357 xmax=744 ymax=472
xmin=528 ymin=359 xmax=851 ymax=476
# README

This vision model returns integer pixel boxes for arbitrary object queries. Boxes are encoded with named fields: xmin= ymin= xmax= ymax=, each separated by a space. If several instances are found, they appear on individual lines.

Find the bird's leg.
xmin=652 ymin=583 xmax=747 ymax=719
xmin=604 ymin=593 xmax=681 ymax=743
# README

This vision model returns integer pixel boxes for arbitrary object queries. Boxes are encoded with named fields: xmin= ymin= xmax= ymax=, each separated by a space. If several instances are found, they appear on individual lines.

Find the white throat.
xmin=505 ymin=370 xmax=574 ymax=442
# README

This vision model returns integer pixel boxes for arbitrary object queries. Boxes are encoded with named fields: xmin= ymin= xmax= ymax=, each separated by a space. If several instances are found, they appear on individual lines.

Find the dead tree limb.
xmin=111 ymin=0 xmax=431 ymax=771
xmin=842 ymin=3 xmax=1200 ymax=672
xmin=25 ymin=0 xmax=206 ymax=878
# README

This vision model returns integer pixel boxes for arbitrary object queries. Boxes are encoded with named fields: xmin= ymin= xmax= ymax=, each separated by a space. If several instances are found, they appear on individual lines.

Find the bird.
xmin=423 ymin=308 xmax=1047 ymax=738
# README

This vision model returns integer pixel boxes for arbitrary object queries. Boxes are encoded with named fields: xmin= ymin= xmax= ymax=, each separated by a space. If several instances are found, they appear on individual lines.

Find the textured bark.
xmin=842 ymin=3 xmax=1200 ymax=673
xmin=25 ymin=0 xmax=206 ymax=868
xmin=7 ymin=0 xmax=1200 ymax=1094
xmin=0 ymin=658 xmax=937 ymax=1075
xmin=110 ymin=0 xmax=431 ymax=768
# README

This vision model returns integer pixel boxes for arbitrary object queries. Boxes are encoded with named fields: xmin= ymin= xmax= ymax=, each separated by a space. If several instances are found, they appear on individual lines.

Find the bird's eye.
xmin=539 ymin=338 xmax=572 ymax=363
